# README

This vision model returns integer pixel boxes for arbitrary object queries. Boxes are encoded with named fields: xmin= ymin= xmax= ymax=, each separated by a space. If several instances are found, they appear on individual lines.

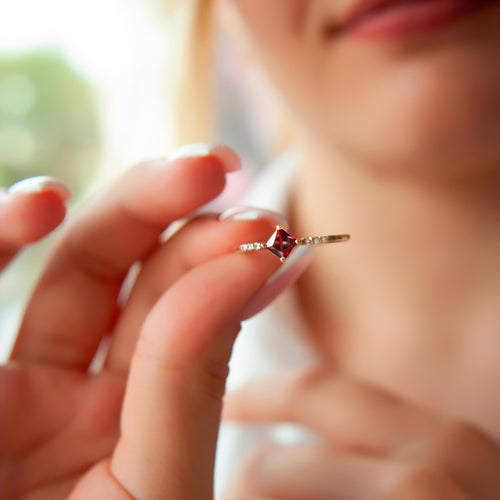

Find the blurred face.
xmin=228 ymin=0 xmax=500 ymax=178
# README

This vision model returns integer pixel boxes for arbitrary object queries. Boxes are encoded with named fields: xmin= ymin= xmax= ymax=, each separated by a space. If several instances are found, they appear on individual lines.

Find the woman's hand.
xmin=223 ymin=368 xmax=500 ymax=499
xmin=0 ymin=176 xmax=71 ymax=270
xmin=0 ymin=146 xmax=291 ymax=500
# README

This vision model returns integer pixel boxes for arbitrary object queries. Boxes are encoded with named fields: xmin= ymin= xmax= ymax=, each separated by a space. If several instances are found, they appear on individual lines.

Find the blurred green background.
xmin=0 ymin=0 xmax=182 ymax=360
xmin=0 ymin=49 xmax=100 ymax=192
xmin=0 ymin=0 xmax=276 ymax=360
xmin=0 ymin=49 xmax=103 ymax=360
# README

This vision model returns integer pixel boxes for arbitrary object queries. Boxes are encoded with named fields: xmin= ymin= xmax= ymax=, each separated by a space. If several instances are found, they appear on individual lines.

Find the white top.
xmin=215 ymin=150 xmax=323 ymax=497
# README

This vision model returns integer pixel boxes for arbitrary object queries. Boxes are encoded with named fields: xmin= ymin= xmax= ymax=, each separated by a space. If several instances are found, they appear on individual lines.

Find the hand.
xmin=223 ymin=367 xmax=500 ymax=499
xmin=0 ymin=147 xmax=293 ymax=500
xmin=0 ymin=176 xmax=70 ymax=271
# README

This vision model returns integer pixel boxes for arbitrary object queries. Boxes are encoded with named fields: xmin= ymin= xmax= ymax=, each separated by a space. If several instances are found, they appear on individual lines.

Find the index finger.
xmin=0 ymin=177 xmax=70 ymax=271
xmin=225 ymin=371 xmax=500 ymax=499
xmin=11 ymin=146 xmax=240 ymax=369
xmin=223 ymin=369 xmax=438 ymax=456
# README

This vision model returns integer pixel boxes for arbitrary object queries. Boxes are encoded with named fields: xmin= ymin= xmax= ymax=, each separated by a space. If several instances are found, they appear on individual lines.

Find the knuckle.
xmin=293 ymin=368 xmax=381 ymax=414
xmin=432 ymin=420 xmax=482 ymax=456
xmin=201 ymin=361 xmax=230 ymax=403
xmin=238 ymin=443 xmax=281 ymax=483
xmin=133 ymin=333 xmax=185 ymax=377
xmin=290 ymin=366 xmax=328 ymax=398
xmin=229 ymin=443 xmax=331 ymax=499
xmin=283 ymin=366 xmax=330 ymax=420
xmin=134 ymin=334 xmax=230 ymax=404
xmin=241 ymin=442 xmax=326 ymax=476
xmin=80 ymin=373 xmax=124 ymax=438
xmin=234 ymin=443 xmax=320 ymax=485
xmin=63 ymin=236 xmax=125 ymax=282
xmin=390 ymin=463 xmax=457 ymax=499
xmin=133 ymin=331 xmax=162 ymax=364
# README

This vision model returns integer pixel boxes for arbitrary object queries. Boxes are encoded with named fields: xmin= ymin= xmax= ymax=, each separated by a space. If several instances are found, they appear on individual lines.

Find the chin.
xmin=325 ymin=53 xmax=500 ymax=180
xmin=350 ymin=102 xmax=500 ymax=180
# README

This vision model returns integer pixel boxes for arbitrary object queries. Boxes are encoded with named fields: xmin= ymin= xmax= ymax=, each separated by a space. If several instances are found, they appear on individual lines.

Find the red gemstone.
xmin=266 ymin=227 xmax=296 ymax=261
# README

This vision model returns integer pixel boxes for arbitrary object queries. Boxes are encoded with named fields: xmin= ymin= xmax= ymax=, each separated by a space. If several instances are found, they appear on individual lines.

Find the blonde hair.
xmin=163 ymin=0 xmax=294 ymax=155
xmin=163 ymin=0 xmax=215 ymax=147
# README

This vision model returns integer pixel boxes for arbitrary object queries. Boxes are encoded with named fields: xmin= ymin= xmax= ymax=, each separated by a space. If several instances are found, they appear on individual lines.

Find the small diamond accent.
xmin=239 ymin=230 xmax=349 ymax=258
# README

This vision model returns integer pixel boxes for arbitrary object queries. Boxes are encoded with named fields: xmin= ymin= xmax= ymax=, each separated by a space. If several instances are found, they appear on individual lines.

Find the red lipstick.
xmin=333 ymin=0 xmax=497 ymax=40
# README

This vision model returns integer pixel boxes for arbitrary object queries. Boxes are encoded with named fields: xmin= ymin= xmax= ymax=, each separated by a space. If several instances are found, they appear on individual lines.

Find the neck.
xmin=292 ymin=141 xmax=500 ymax=408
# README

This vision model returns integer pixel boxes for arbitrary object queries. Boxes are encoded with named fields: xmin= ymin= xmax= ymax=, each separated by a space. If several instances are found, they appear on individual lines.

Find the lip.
xmin=328 ymin=0 xmax=497 ymax=40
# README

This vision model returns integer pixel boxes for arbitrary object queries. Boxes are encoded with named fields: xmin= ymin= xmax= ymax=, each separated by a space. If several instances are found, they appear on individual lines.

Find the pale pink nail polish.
xmin=219 ymin=206 xmax=288 ymax=226
xmin=7 ymin=176 xmax=72 ymax=200
xmin=168 ymin=143 xmax=242 ymax=172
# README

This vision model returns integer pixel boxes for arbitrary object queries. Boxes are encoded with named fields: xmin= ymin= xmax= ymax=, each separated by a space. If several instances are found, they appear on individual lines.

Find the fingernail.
xmin=219 ymin=206 xmax=288 ymax=227
xmin=7 ymin=176 xmax=72 ymax=200
xmin=168 ymin=143 xmax=241 ymax=172
xmin=241 ymin=244 xmax=314 ymax=320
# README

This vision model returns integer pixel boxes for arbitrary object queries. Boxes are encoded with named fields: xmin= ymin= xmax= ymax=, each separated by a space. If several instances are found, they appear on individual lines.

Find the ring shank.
xmin=295 ymin=234 xmax=350 ymax=246
xmin=237 ymin=234 xmax=350 ymax=253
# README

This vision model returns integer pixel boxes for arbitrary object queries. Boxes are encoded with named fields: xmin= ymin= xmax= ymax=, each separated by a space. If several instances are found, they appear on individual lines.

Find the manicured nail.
xmin=241 ymin=244 xmax=314 ymax=320
xmin=168 ymin=143 xmax=241 ymax=172
xmin=219 ymin=206 xmax=288 ymax=227
xmin=8 ymin=176 xmax=72 ymax=200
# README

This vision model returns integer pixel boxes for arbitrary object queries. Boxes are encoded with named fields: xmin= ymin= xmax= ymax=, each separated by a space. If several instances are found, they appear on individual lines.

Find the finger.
xmin=225 ymin=372 xmax=500 ymax=498
xmin=224 ymin=444 xmax=391 ymax=500
xmin=0 ymin=177 xmax=70 ymax=271
xmin=110 ymin=246 xmax=283 ymax=499
xmin=404 ymin=421 xmax=500 ymax=499
xmin=228 ymin=444 xmax=469 ymax=500
xmin=11 ymin=146 xmax=239 ymax=369
xmin=223 ymin=368 xmax=437 ymax=455
xmin=105 ymin=209 xmax=294 ymax=372
xmin=22 ymin=473 xmax=81 ymax=500
xmin=69 ymin=459 xmax=134 ymax=500
xmin=225 ymin=496 xmax=281 ymax=500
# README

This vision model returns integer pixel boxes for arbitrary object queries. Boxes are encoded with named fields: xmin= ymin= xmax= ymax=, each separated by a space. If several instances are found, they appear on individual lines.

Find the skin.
xmin=221 ymin=0 xmax=500 ymax=497
xmin=230 ymin=0 xmax=500 ymax=178
xmin=229 ymin=0 xmax=500 ymax=431
xmin=2 ymin=1 xmax=500 ymax=498
xmin=0 ymin=155 xmax=285 ymax=500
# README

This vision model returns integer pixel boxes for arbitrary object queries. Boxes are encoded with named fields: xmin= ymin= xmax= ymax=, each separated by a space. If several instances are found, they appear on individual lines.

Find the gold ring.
xmin=236 ymin=225 xmax=350 ymax=263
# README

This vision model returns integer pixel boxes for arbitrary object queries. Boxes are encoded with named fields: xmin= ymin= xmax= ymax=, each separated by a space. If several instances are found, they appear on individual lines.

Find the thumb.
xmin=111 ymin=250 xmax=282 ymax=499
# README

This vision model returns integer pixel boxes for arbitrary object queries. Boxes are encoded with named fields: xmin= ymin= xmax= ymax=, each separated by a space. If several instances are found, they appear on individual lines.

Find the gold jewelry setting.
xmin=237 ymin=225 xmax=350 ymax=263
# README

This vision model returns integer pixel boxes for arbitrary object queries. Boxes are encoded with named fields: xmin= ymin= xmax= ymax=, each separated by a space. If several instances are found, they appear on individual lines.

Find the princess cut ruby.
xmin=266 ymin=227 xmax=296 ymax=261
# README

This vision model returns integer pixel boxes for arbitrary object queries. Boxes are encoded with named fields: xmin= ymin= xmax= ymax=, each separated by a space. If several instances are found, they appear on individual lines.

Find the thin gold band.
xmin=237 ymin=225 xmax=350 ymax=263
xmin=237 ymin=234 xmax=350 ymax=253
xmin=296 ymin=234 xmax=350 ymax=246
